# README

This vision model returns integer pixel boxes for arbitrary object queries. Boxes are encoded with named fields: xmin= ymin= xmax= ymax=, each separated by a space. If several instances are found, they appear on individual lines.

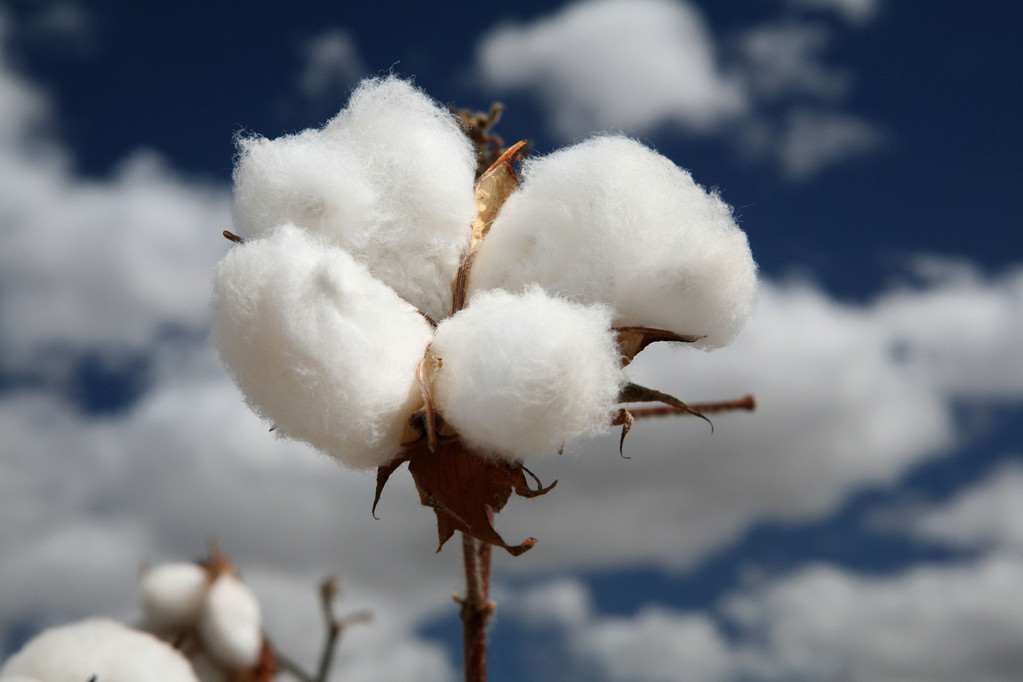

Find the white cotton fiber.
xmin=470 ymin=135 xmax=757 ymax=349
xmin=233 ymin=76 xmax=477 ymax=321
xmin=211 ymin=224 xmax=433 ymax=469
xmin=0 ymin=619 xmax=200 ymax=682
xmin=141 ymin=562 xmax=210 ymax=631
xmin=431 ymin=287 xmax=624 ymax=460
xmin=196 ymin=574 xmax=262 ymax=670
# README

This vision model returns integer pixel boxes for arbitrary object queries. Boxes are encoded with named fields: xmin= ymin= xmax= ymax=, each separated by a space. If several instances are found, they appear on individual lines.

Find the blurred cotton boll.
xmin=0 ymin=619 xmax=200 ymax=682
xmin=196 ymin=574 xmax=263 ymax=670
xmin=470 ymin=135 xmax=757 ymax=349
xmin=211 ymin=224 xmax=433 ymax=469
xmin=141 ymin=561 xmax=211 ymax=632
xmin=232 ymin=76 xmax=477 ymax=321
xmin=431 ymin=287 xmax=625 ymax=461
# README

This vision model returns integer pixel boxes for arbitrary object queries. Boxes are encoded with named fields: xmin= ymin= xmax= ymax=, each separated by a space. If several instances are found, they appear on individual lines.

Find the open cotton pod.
xmin=0 ymin=619 xmax=200 ymax=682
xmin=140 ymin=561 xmax=211 ymax=632
xmin=196 ymin=573 xmax=263 ymax=670
xmin=431 ymin=287 xmax=624 ymax=461
xmin=212 ymin=224 xmax=434 ymax=469
xmin=470 ymin=135 xmax=757 ymax=349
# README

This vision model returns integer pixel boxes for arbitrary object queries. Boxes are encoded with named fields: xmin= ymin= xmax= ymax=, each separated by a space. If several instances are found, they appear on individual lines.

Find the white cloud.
xmin=513 ymin=551 xmax=1023 ymax=682
xmin=903 ymin=461 xmax=1023 ymax=553
xmin=775 ymin=107 xmax=884 ymax=178
xmin=0 ymin=13 xmax=230 ymax=372
xmin=737 ymin=22 xmax=849 ymax=101
xmin=877 ymin=257 xmax=1023 ymax=399
xmin=0 ymin=17 xmax=231 ymax=374
xmin=509 ymin=578 xmax=736 ymax=682
xmin=0 ymin=150 xmax=231 ymax=371
xmin=477 ymin=0 xmax=746 ymax=137
xmin=299 ymin=29 xmax=367 ymax=100
xmin=789 ymin=0 xmax=881 ymax=26
xmin=727 ymin=557 xmax=1023 ymax=681
xmin=0 ymin=12 xmax=49 ymax=144
xmin=581 ymin=608 xmax=734 ymax=682
xmin=474 ymin=0 xmax=883 ymax=178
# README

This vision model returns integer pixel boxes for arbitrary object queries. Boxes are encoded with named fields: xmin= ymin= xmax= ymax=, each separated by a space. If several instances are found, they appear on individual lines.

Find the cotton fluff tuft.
xmin=141 ymin=562 xmax=210 ymax=631
xmin=232 ymin=76 xmax=477 ymax=321
xmin=0 ymin=619 xmax=200 ymax=682
xmin=196 ymin=574 xmax=262 ymax=670
xmin=211 ymin=224 xmax=433 ymax=469
xmin=470 ymin=135 xmax=757 ymax=349
xmin=431 ymin=287 xmax=624 ymax=460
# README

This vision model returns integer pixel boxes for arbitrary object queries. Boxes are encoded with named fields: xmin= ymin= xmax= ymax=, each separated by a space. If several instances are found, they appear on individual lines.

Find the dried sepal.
xmin=408 ymin=438 xmax=555 ymax=556
xmin=611 ymin=408 xmax=634 ymax=458
xmin=618 ymin=382 xmax=714 ymax=432
xmin=374 ymin=437 xmax=556 ymax=556
xmin=453 ymin=140 xmax=529 ymax=313
xmin=471 ymin=139 xmax=529 ymax=248
xmin=372 ymin=456 xmax=405 ymax=521
xmin=614 ymin=326 xmax=703 ymax=365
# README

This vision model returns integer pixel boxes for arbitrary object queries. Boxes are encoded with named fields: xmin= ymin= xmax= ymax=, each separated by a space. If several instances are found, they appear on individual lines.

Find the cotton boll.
xmin=0 ymin=619 xmax=200 ymax=682
xmin=233 ymin=76 xmax=477 ymax=321
xmin=470 ymin=135 xmax=757 ymax=349
xmin=141 ymin=562 xmax=211 ymax=631
xmin=197 ymin=574 xmax=262 ymax=670
xmin=212 ymin=224 xmax=433 ymax=469
xmin=431 ymin=287 xmax=624 ymax=460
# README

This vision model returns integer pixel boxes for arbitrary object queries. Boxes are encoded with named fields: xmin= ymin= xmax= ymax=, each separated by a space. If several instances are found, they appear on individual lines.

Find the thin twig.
xmin=275 ymin=652 xmax=315 ymax=682
xmin=276 ymin=577 xmax=372 ymax=682
xmin=629 ymin=395 xmax=757 ymax=419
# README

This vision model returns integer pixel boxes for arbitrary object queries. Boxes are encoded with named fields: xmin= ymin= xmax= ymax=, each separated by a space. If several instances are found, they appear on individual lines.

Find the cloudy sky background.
xmin=1 ymin=0 xmax=1021 ymax=680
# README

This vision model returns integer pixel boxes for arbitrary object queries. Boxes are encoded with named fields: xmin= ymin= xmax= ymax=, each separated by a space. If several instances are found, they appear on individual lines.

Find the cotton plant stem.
xmin=460 ymin=530 xmax=495 ymax=682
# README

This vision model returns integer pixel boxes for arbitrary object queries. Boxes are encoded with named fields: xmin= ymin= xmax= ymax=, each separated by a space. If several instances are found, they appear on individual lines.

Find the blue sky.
xmin=1 ymin=1 xmax=1022 ymax=680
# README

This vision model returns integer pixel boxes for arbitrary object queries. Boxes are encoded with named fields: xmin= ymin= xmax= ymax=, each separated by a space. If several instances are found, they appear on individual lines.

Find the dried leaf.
xmin=614 ymin=326 xmax=703 ymax=365
xmin=387 ymin=438 xmax=556 ymax=556
xmin=618 ymin=382 xmax=714 ymax=432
